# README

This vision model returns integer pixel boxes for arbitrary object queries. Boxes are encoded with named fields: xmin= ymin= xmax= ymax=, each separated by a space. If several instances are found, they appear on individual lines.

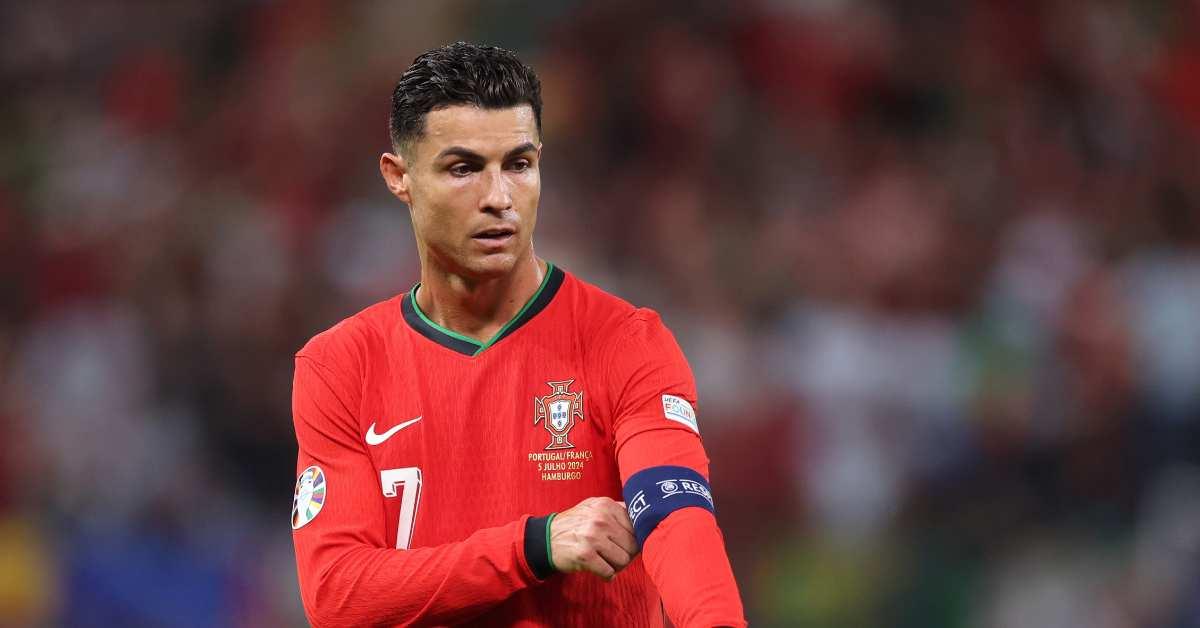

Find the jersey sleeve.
xmin=291 ymin=349 xmax=548 ymax=627
xmin=603 ymin=311 xmax=748 ymax=628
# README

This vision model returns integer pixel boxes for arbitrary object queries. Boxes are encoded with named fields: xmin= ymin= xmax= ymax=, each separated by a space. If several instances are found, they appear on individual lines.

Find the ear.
xmin=380 ymin=152 xmax=412 ymax=204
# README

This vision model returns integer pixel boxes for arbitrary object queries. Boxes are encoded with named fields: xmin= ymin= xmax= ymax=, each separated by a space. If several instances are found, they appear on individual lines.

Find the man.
xmin=290 ymin=42 xmax=746 ymax=627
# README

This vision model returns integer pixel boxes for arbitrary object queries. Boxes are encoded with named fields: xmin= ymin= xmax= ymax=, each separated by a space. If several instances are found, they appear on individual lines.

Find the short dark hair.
xmin=389 ymin=42 xmax=542 ymax=153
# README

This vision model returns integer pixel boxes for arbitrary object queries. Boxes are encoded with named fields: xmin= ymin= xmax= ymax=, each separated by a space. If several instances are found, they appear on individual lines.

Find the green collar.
xmin=401 ymin=263 xmax=564 ymax=356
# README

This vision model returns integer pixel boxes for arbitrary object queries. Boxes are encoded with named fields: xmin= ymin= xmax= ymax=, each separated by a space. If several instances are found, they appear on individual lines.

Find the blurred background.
xmin=2 ymin=0 xmax=1200 ymax=626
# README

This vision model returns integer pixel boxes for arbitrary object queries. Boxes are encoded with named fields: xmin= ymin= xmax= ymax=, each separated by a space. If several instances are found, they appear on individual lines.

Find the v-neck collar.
xmin=401 ymin=263 xmax=564 ymax=357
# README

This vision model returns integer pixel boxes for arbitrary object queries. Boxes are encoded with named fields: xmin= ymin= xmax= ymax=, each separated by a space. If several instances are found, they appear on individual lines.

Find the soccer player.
xmin=290 ymin=42 xmax=746 ymax=627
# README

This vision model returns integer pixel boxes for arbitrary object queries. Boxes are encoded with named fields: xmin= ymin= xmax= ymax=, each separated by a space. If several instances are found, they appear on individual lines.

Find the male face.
xmin=381 ymin=105 xmax=542 ymax=280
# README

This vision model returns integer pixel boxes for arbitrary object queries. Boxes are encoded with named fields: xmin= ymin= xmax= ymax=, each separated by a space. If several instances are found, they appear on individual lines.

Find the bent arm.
xmin=291 ymin=356 xmax=552 ymax=627
xmin=618 ymin=428 xmax=747 ymax=628
xmin=602 ymin=310 xmax=747 ymax=628
xmin=296 ymin=518 xmax=550 ymax=627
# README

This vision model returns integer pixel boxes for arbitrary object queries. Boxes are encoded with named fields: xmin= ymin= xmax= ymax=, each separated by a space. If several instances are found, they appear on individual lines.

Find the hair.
xmin=389 ymin=42 xmax=542 ymax=153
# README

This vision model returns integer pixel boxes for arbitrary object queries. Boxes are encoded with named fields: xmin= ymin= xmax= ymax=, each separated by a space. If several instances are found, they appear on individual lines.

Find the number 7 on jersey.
xmin=380 ymin=467 xmax=422 ymax=550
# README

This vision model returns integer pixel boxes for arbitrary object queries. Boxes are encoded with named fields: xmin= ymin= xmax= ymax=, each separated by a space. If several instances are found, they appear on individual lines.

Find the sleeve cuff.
xmin=523 ymin=514 xmax=556 ymax=580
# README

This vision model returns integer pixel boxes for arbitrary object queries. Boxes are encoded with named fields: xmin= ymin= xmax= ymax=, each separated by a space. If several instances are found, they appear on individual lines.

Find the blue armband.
xmin=622 ymin=465 xmax=715 ymax=546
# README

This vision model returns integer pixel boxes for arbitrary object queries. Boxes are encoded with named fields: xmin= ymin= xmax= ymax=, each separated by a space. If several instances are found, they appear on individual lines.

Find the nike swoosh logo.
xmin=365 ymin=417 xmax=422 ymax=446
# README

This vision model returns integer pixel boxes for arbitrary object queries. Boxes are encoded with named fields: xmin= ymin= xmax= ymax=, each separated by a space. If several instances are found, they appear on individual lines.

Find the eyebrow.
xmin=436 ymin=142 xmax=537 ymax=162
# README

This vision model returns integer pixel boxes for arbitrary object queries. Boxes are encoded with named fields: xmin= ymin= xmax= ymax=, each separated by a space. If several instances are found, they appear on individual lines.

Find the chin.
xmin=461 ymin=252 xmax=519 ymax=279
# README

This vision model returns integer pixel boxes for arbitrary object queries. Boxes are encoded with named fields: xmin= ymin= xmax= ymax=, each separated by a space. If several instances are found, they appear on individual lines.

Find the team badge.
xmin=534 ymin=379 xmax=585 ymax=450
xmin=291 ymin=466 xmax=326 ymax=530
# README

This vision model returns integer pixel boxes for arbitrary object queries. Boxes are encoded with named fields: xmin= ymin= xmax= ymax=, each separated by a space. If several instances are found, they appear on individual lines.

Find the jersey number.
xmin=380 ymin=467 xmax=422 ymax=550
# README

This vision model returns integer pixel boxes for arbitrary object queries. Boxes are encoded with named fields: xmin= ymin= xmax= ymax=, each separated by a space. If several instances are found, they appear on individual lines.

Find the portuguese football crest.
xmin=534 ymin=379 xmax=584 ymax=450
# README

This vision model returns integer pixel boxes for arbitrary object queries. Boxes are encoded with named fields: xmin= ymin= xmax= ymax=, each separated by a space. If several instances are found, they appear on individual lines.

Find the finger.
xmin=607 ymin=526 xmax=639 ymax=557
xmin=593 ymin=537 xmax=633 ymax=572
xmin=579 ymin=550 xmax=616 ymax=580
xmin=602 ymin=501 xmax=635 ymax=535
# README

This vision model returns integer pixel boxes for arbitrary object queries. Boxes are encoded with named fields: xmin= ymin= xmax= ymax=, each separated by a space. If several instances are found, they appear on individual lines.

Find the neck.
xmin=415 ymin=252 xmax=547 ymax=344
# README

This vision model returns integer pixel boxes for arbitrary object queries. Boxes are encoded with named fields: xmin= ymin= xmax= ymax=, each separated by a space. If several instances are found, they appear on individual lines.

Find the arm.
xmin=291 ymin=355 xmax=551 ymax=627
xmin=619 ymin=429 xmax=746 ymax=628
xmin=605 ymin=311 xmax=747 ymax=628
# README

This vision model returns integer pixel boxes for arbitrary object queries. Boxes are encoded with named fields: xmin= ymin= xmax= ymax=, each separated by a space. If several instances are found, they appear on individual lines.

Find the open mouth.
xmin=471 ymin=227 xmax=516 ymax=242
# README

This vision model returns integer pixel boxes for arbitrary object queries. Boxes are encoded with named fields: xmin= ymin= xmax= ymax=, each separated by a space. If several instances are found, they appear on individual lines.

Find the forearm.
xmin=643 ymin=508 xmax=746 ymax=628
xmin=298 ymin=515 xmax=553 ymax=627
xmin=617 ymin=428 xmax=747 ymax=627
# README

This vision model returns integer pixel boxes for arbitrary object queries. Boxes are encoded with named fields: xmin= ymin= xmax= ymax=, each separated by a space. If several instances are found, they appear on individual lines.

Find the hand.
xmin=549 ymin=496 xmax=639 ymax=581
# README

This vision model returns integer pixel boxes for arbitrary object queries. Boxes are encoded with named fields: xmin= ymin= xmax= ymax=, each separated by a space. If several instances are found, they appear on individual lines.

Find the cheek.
xmin=516 ymin=173 xmax=541 ymax=207
xmin=415 ymin=208 xmax=454 ymax=243
xmin=409 ymin=202 xmax=449 ymax=246
xmin=414 ymin=181 xmax=473 ymax=226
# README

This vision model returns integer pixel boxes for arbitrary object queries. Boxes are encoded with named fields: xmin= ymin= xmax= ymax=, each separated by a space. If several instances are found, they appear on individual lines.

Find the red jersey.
xmin=291 ymin=263 xmax=745 ymax=627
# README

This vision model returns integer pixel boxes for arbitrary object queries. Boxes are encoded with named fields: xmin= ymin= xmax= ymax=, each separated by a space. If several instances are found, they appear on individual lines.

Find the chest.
xmin=357 ymin=336 xmax=620 ymax=543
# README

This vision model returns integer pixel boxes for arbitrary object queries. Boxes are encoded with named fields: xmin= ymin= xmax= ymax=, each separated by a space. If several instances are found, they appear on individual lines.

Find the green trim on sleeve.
xmin=545 ymin=512 xmax=557 ymax=572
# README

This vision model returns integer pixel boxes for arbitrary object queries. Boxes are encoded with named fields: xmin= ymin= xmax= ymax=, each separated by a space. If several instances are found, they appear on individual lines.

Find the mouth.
xmin=471 ymin=226 xmax=516 ymax=244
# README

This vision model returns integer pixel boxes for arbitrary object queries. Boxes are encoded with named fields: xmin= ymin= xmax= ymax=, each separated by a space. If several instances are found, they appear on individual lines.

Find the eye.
xmin=449 ymin=163 xmax=474 ymax=177
xmin=509 ymin=159 xmax=531 ymax=172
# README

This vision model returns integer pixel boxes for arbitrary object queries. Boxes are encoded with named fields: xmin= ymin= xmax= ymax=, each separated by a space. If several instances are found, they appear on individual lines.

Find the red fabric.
xmin=644 ymin=508 xmax=746 ymax=628
xmin=601 ymin=311 xmax=746 ymax=627
xmin=291 ymin=268 xmax=743 ymax=626
xmin=618 ymin=429 xmax=747 ymax=628
xmin=292 ymin=357 xmax=541 ymax=627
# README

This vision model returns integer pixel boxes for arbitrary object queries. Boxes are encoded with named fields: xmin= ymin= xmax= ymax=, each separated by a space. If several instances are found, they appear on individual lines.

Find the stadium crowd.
xmin=1 ymin=1 xmax=1198 ymax=626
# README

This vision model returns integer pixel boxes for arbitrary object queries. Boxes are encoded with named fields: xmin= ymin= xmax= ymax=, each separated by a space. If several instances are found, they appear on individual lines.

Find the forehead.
xmin=416 ymin=104 xmax=539 ymax=158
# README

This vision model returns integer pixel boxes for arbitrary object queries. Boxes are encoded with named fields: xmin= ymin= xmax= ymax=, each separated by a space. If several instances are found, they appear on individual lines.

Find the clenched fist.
xmin=549 ymin=496 xmax=639 ymax=581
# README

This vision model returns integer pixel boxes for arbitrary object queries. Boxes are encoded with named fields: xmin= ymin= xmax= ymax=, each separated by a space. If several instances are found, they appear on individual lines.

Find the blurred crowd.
xmin=2 ymin=1 xmax=1199 ymax=626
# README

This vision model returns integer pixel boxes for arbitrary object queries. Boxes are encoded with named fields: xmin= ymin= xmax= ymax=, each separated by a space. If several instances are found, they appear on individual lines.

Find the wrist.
xmin=522 ymin=513 xmax=557 ymax=580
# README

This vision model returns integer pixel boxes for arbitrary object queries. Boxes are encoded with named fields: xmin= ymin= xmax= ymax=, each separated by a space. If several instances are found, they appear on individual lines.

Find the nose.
xmin=479 ymin=168 xmax=512 ymax=214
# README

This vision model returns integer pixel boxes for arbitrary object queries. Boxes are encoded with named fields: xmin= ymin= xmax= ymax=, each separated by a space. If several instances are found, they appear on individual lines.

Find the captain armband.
xmin=622 ymin=465 xmax=715 ymax=546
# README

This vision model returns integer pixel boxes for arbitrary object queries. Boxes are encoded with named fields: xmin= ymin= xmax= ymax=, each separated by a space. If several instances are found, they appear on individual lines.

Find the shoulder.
xmin=559 ymin=270 xmax=676 ymax=352
xmin=296 ymin=294 xmax=403 ymax=370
